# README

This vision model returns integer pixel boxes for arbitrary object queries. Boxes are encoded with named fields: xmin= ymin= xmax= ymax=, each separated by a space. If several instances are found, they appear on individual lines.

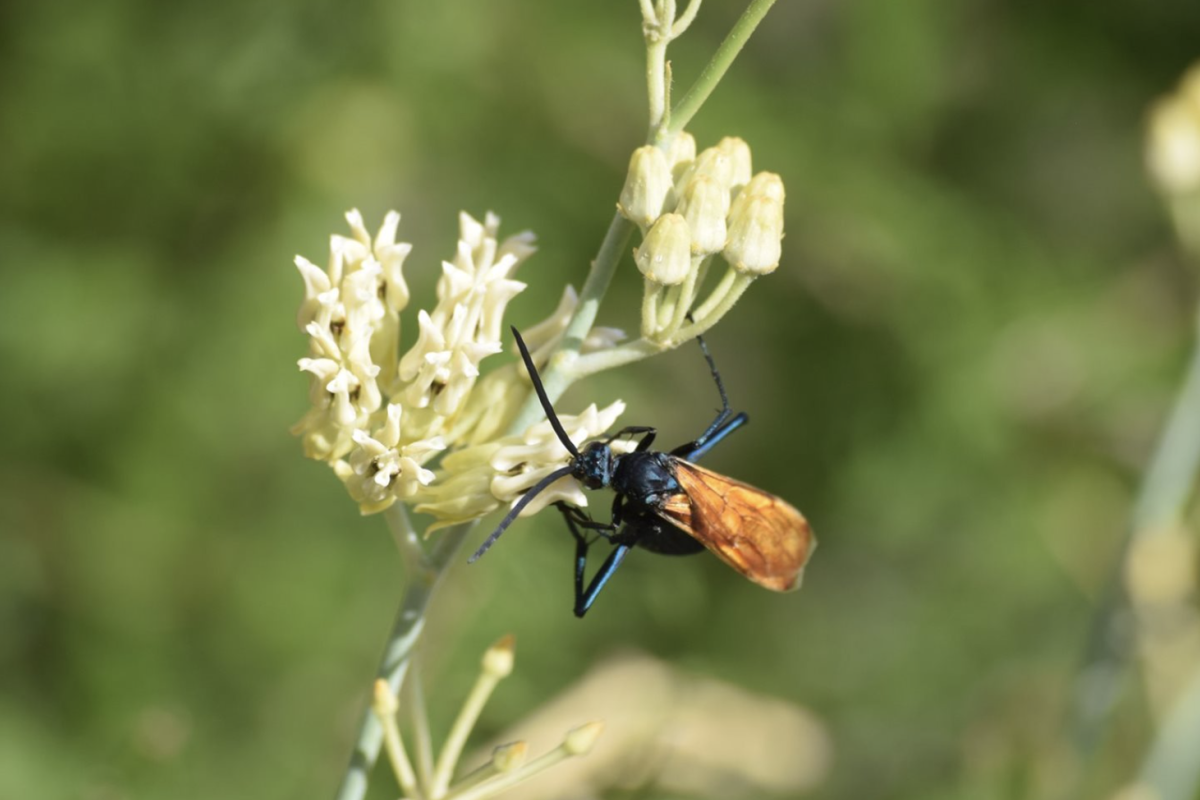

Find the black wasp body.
xmin=469 ymin=326 xmax=757 ymax=616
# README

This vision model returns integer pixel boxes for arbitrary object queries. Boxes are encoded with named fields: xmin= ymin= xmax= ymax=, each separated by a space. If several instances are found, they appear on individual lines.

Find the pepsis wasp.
xmin=470 ymin=327 xmax=816 ymax=617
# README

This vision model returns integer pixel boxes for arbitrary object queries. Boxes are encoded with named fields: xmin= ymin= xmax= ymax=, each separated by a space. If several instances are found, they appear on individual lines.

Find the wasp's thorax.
xmin=611 ymin=451 xmax=680 ymax=513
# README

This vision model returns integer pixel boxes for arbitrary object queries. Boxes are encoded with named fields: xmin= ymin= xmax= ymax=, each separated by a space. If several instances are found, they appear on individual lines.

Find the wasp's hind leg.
xmin=556 ymin=502 xmax=634 ymax=618
xmin=670 ymin=333 xmax=750 ymax=461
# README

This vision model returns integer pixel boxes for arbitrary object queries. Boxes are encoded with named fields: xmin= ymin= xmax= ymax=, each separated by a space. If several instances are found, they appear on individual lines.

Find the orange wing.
xmin=658 ymin=460 xmax=815 ymax=592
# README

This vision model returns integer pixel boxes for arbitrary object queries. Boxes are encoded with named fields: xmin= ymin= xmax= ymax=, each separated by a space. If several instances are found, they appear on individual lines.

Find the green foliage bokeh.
xmin=2 ymin=1 xmax=1200 ymax=798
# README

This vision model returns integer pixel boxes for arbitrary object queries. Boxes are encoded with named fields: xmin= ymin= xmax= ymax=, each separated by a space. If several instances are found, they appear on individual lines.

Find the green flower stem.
xmin=444 ymin=742 xmax=580 ymax=800
xmin=333 ymin=4 xmax=784 ymax=798
xmin=429 ymin=666 xmax=506 ymax=797
xmin=374 ymin=687 xmax=420 ymax=799
xmin=506 ymin=212 xmax=635 ymax=433
xmin=508 ymin=0 xmax=780 ymax=432
xmin=1132 ymin=337 xmax=1200 ymax=533
xmin=406 ymin=660 xmax=436 ymax=790
xmin=1068 ymin=310 xmax=1200 ymax=790
xmin=646 ymin=31 xmax=669 ymax=134
xmin=663 ymin=0 xmax=778 ymax=141
xmin=334 ymin=516 xmax=474 ymax=800
xmin=570 ymin=337 xmax=664 ymax=379
xmin=676 ymin=270 xmax=753 ymax=344
xmin=1135 ymin=658 xmax=1200 ymax=800
xmin=642 ymin=278 xmax=661 ymax=339
xmin=670 ymin=0 xmax=703 ymax=39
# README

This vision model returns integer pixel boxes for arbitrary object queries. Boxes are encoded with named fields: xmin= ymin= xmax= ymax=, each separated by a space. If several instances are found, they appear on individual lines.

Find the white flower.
xmin=292 ymin=210 xmax=414 ymax=461
xmin=394 ymin=212 xmax=536 ymax=417
xmin=335 ymin=405 xmax=446 ymax=514
xmin=490 ymin=401 xmax=635 ymax=517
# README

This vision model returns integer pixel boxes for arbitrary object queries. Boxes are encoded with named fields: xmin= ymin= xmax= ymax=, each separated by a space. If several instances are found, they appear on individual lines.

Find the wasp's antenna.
xmin=695 ymin=333 xmax=731 ymax=416
xmin=511 ymin=326 xmax=580 ymax=458
xmin=469 ymin=464 xmax=576 ymax=562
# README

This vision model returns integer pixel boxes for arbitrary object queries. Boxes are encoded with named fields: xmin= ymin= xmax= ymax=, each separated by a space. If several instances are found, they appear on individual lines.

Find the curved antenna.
xmin=469 ymin=465 xmax=576 ymax=562
xmin=511 ymin=326 xmax=579 ymax=458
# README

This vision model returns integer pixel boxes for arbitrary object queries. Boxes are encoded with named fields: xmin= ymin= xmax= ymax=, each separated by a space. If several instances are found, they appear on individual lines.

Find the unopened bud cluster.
xmin=618 ymin=134 xmax=786 ymax=344
xmin=293 ymin=211 xmax=628 ymax=518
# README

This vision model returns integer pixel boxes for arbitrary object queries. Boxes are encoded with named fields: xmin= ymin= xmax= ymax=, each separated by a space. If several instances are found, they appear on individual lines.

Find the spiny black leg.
xmin=557 ymin=502 xmax=615 ymax=536
xmin=558 ymin=505 xmax=591 ymax=609
xmin=605 ymin=425 xmax=657 ymax=451
xmin=556 ymin=502 xmax=634 ymax=618
xmin=574 ymin=543 xmax=632 ymax=617
xmin=672 ymin=411 xmax=749 ymax=461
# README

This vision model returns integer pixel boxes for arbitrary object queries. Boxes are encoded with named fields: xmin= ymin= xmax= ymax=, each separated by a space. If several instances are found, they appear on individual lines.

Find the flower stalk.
xmin=309 ymin=4 xmax=787 ymax=799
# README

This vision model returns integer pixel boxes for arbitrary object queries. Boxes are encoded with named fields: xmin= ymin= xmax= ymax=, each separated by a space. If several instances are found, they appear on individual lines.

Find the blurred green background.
xmin=3 ymin=0 xmax=1200 ymax=798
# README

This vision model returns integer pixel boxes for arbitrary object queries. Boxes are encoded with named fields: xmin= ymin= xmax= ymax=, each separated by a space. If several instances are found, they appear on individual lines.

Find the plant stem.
xmin=570 ymin=337 xmax=664 ymax=379
xmin=510 ymin=0 xmax=779 ymax=431
xmin=663 ymin=0 xmax=778 ymax=141
xmin=646 ymin=35 xmax=669 ymax=135
xmin=506 ymin=212 xmax=635 ymax=433
xmin=1067 ymin=311 xmax=1200 ymax=792
xmin=406 ymin=659 xmax=436 ymax=790
xmin=429 ymin=667 xmax=505 ymax=796
xmin=334 ymin=521 xmax=474 ymax=800
xmin=671 ymin=0 xmax=703 ymax=39
xmin=1135 ymin=658 xmax=1200 ymax=800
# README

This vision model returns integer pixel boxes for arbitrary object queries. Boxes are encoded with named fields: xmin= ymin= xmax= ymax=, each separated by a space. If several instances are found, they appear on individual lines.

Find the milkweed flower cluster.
xmin=618 ymin=134 xmax=786 ymax=346
xmin=292 ymin=210 xmax=627 ymax=521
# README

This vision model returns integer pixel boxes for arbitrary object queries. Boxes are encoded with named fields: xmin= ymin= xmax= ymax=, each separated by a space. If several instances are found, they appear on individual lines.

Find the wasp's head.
xmin=573 ymin=441 xmax=616 ymax=490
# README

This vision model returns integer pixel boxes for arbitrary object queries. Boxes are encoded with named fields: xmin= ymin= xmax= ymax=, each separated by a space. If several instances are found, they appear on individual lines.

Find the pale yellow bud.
xmin=689 ymin=146 xmax=737 ymax=191
xmin=1147 ymin=92 xmax=1200 ymax=195
xmin=482 ymin=634 xmax=516 ymax=678
xmin=618 ymin=146 xmax=672 ymax=228
xmin=563 ymin=721 xmax=604 ymax=755
xmin=635 ymin=213 xmax=693 ymax=285
xmin=675 ymin=174 xmax=730 ymax=255
xmin=666 ymin=132 xmax=697 ymax=182
xmin=491 ymin=741 xmax=528 ymax=773
xmin=717 ymin=136 xmax=753 ymax=192
xmin=724 ymin=172 xmax=785 ymax=275
xmin=372 ymin=679 xmax=398 ymax=716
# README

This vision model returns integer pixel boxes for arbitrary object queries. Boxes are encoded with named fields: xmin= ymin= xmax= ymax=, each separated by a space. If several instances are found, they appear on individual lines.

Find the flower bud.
xmin=717 ymin=136 xmax=753 ymax=193
xmin=491 ymin=741 xmax=529 ymax=773
xmin=563 ymin=721 xmax=604 ymax=755
xmin=724 ymin=172 xmax=785 ymax=275
xmin=618 ymin=145 xmax=672 ymax=228
xmin=372 ymin=679 xmax=398 ymax=716
xmin=1147 ymin=86 xmax=1200 ymax=196
xmin=675 ymin=174 xmax=730 ymax=255
xmin=482 ymin=634 xmax=516 ymax=678
xmin=666 ymin=131 xmax=697 ymax=183
xmin=688 ymin=145 xmax=737 ymax=192
xmin=635 ymin=213 xmax=693 ymax=285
